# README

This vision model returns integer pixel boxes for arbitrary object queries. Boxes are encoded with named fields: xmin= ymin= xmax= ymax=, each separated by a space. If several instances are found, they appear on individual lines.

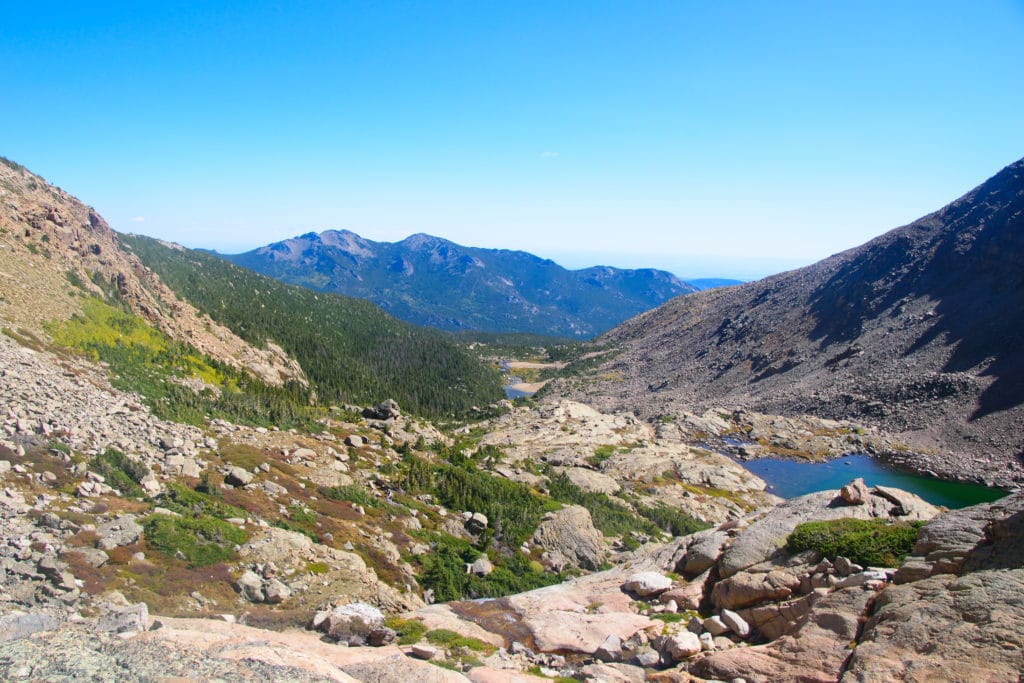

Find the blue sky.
xmin=3 ymin=1 xmax=1023 ymax=279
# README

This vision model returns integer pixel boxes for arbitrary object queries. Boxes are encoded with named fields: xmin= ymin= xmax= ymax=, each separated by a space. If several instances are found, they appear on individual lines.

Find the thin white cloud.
xmin=539 ymin=151 xmax=559 ymax=158
xmin=130 ymin=216 xmax=145 ymax=223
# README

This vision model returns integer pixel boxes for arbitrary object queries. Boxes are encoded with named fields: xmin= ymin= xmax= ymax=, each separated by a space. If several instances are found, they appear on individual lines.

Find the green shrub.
xmin=786 ymin=518 xmax=924 ymax=567
xmin=143 ymin=514 xmax=248 ymax=567
xmin=416 ymin=533 xmax=560 ymax=602
xmin=160 ymin=483 xmax=246 ymax=520
xmin=587 ymin=444 xmax=617 ymax=467
xmin=385 ymin=617 xmax=427 ymax=645
xmin=425 ymin=629 xmax=495 ymax=653
xmin=321 ymin=484 xmax=377 ymax=508
xmin=400 ymin=454 xmax=555 ymax=546
xmin=636 ymin=503 xmax=709 ymax=537
xmin=90 ymin=448 xmax=147 ymax=497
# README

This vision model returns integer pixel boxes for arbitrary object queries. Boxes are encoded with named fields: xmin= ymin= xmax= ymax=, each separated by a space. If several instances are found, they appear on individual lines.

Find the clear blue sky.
xmin=3 ymin=1 xmax=1023 ymax=279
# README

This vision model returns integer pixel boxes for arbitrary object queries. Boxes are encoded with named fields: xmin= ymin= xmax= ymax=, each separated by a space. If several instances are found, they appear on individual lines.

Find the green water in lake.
xmin=739 ymin=454 xmax=1008 ymax=509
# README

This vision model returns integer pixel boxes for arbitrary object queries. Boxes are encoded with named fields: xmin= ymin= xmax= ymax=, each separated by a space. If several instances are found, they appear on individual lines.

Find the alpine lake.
xmin=737 ymin=453 xmax=1008 ymax=509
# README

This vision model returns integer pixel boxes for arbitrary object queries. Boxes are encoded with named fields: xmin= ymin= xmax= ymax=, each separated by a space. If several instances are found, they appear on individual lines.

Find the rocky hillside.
xmin=551 ymin=157 xmax=1024 ymax=486
xmin=224 ymin=230 xmax=697 ymax=337
xmin=0 ymin=157 xmax=304 ymax=386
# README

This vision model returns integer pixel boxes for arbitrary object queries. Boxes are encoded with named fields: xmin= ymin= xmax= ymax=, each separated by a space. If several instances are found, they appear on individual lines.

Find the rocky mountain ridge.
xmin=551 ymin=157 xmax=1024 ymax=486
xmin=0 ymin=158 xmax=306 ymax=387
xmin=224 ymin=229 xmax=698 ymax=337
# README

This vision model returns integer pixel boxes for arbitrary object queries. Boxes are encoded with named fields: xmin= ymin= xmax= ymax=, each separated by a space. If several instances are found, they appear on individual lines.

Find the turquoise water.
xmin=503 ymin=386 xmax=533 ymax=399
xmin=739 ymin=454 xmax=1007 ymax=509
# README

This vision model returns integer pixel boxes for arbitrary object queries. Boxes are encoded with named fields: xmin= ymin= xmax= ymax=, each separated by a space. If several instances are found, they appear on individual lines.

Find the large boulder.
xmin=839 ymin=478 xmax=869 ymax=505
xmin=710 ymin=570 xmax=802 ymax=610
xmin=621 ymin=571 xmax=672 ymax=597
xmin=362 ymin=399 xmax=401 ymax=420
xmin=530 ymin=505 xmax=607 ymax=571
xmin=313 ymin=603 xmax=385 ymax=646
xmin=677 ymin=529 xmax=730 ymax=576
xmin=663 ymin=631 xmax=702 ymax=661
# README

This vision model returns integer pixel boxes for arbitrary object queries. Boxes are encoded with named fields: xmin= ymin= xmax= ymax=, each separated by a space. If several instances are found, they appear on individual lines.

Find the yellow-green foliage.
xmin=48 ymin=298 xmax=226 ymax=384
xmin=45 ymin=297 xmax=319 ymax=429
xmin=49 ymin=298 xmax=164 ymax=360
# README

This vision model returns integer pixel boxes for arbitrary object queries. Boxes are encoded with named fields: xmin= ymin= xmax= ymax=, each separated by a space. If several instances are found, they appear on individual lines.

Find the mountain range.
xmin=551 ymin=157 xmax=1024 ymax=486
xmin=223 ymin=230 xmax=697 ymax=337
xmin=0 ymin=157 xmax=501 ymax=420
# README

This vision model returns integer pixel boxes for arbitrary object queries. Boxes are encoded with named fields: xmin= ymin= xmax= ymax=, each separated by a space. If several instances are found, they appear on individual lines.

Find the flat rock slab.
xmin=139 ymin=617 xmax=467 ymax=682
xmin=843 ymin=569 xmax=1024 ymax=682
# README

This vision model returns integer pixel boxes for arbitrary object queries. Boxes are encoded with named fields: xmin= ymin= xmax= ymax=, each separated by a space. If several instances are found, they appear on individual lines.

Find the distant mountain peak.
xmin=225 ymin=230 xmax=698 ymax=336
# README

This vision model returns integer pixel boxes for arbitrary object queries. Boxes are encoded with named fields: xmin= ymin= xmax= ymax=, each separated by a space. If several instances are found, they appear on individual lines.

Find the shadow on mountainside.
xmin=807 ymin=160 xmax=1024 ymax=419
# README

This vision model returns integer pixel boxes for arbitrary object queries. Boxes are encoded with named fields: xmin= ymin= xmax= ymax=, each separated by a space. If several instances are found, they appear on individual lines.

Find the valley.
xmin=0 ymin=156 xmax=1022 ymax=681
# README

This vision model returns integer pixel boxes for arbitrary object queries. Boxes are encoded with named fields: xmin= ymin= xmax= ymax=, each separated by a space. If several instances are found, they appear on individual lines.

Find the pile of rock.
xmin=234 ymin=563 xmax=292 ymax=604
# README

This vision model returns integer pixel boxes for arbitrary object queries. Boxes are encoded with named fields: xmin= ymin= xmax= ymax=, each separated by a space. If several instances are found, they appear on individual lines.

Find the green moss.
xmin=143 ymin=514 xmax=248 ymax=567
xmin=305 ymin=561 xmax=330 ymax=575
xmin=787 ymin=518 xmax=924 ymax=567
xmin=425 ymin=629 xmax=495 ymax=653
xmin=385 ymin=616 xmax=427 ymax=645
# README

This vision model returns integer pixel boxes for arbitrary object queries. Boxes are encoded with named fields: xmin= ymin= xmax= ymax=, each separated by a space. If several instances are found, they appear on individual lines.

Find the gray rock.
xmin=872 ymin=485 xmax=940 ymax=519
xmin=531 ymin=505 xmax=607 ymax=571
xmin=711 ymin=569 xmax=802 ymax=610
xmin=664 ymin=631 xmax=702 ymax=661
xmin=703 ymin=615 xmax=730 ymax=636
xmin=368 ymin=627 xmax=397 ymax=646
xmin=633 ymin=647 xmax=662 ymax=667
xmin=0 ymin=612 xmax=60 ymax=642
xmin=315 ymin=602 xmax=385 ymax=645
xmin=465 ymin=511 xmax=488 ymax=534
xmin=622 ymin=571 xmax=673 ymax=597
xmin=410 ymin=643 xmax=442 ymax=660
xmin=224 ymin=466 xmax=253 ymax=487
xmin=96 ymin=515 xmax=143 ymax=551
xmin=595 ymin=633 xmax=623 ymax=662
xmin=720 ymin=608 xmax=750 ymax=638
xmin=263 ymin=578 xmax=291 ymax=604
xmin=467 ymin=555 xmax=493 ymax=576
xmin=678 ymin=529 xmax=731 ymax=576
xmin=65 ymin=547 xmax=109 ymax=568
xmin=99 ymin=602 xmax=149 ymax=633
xmin=840 ymin=478 xmax=870 ymax=505
xmin=581 ymin=662 xmax=647 ymax=682
xmin=235 ymin=570 xmax=265 ymax=603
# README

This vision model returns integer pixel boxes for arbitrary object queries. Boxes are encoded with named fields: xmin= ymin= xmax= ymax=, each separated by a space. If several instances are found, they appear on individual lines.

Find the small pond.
xmin=503 ymin=386 xmax=534 ymax=399
xmin=738 ymin=453 xmax=1007 ymax=509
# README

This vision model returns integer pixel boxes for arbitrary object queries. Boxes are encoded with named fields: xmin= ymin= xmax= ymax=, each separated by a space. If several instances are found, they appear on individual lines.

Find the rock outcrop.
xmin=530 ymin=505 xmax=607 ymax=571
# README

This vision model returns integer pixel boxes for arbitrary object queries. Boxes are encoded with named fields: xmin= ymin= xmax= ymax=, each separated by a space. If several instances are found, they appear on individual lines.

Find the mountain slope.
xmin=0 ymin=156 xmax=501 ymax=419
xmin=121 ymin=234 xmax=503 ymax=417
xmin=0 ymin=157 xmax=303 ymax=386
xmin=551 ymin=157 xmax=1024 ymax=485
xmin=223 ymin=231 xmax=697 ymax=337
